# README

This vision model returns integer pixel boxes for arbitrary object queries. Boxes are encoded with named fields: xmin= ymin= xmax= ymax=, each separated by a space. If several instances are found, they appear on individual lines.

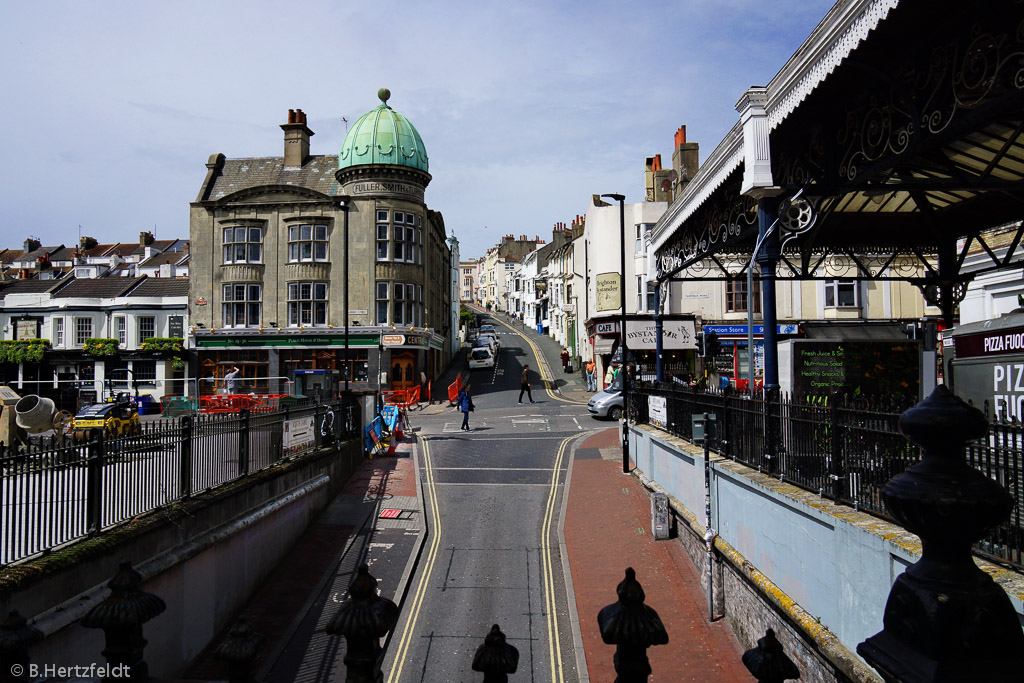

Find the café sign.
xmin=625 ymin=320 xmax=697 ymax=350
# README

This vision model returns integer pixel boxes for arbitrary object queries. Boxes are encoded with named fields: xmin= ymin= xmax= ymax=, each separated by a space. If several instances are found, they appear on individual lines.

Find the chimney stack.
xmin=23 ymin=238 xmax=40 ymax=253
xmin=281 ymin=108 xmax=315 ymax=167
xmin=672 ymin=125 xmax=699 ymax=196
xmin=139 ymin=231 xmax=154 ymax=246
xmin=80 ymin=235 xmax=98 ymax=250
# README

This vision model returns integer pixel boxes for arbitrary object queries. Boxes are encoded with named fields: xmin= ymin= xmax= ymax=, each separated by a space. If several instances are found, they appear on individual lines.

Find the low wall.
xmin=630 ymin=424 xmax=1024 ymax=682
xmin=0 ymin=438 xmax=364 ymax=677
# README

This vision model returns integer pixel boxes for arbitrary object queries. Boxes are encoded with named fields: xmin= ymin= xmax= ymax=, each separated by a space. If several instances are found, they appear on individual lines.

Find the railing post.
xmin=597 ymin=568 xmax=668 ymax=682
xmin=0 ymin=609 xmax=43 ymax=683
xmin=858 ymin=386 xmax=1024 ymax=680
xmin=764 ymin=388 xmax=778 ymax=477
xmin=86 ymin=431 xmax=104 ymax=536
xmin=213 ymin=618 xmax=264 ymax=683
xmin=314 ymin=404 xmax=324 ymax=450
xmin=179 ymin=416 xmax=193 ymax=499
xmin=238 ymin=409 xmax=249 ymax=477
xmin=742 ymin=628 xmax=800 ymax=683
xmin=326 ymin=564 xmax=399 ymax=683
xmin=471 ymin=624 xmax=519 ymax=682
xmin=81 ymin=560 xmax=166 ymax=681
xmin=829 ymin=391 xmax=843 ymax=501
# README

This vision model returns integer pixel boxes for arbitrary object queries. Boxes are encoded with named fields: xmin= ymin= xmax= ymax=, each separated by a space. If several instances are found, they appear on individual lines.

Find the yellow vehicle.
xmin=72 ymin=396 xmax=140 ymax=440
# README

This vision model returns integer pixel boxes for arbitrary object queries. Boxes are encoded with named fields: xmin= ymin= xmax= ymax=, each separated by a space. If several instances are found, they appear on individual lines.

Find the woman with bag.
xmin=458 ymin=387 xmax=475 ymax=432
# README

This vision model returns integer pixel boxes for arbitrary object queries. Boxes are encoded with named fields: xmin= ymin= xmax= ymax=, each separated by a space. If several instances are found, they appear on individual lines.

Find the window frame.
xmin=222 ymin=226 xmax=264 ymax=265
xmin=287 ymin=281 xmax=329 ymax=327
xmin=824 ymin=279 xmax=860 ymax=308
xmin=222 ymin=283 xmax=263 ymax=328
xmin=726 ymin=276 xmax=761 ymax=314
xmin=137 ymin=316 xmax=156 ymax=346
xmin=287 ymin=223 xmax=329 ymax=263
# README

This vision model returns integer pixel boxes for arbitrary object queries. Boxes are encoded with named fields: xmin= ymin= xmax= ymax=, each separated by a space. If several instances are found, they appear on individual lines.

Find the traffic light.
xmin=696 ymin=331 xmax=705 ymax=357
xmin=704 ymin=331 xmax=720 ymax=359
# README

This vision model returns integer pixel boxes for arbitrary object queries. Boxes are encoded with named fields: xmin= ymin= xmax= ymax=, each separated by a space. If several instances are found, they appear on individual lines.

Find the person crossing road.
xmin=518 ymin=364 xmax=535 ymax=404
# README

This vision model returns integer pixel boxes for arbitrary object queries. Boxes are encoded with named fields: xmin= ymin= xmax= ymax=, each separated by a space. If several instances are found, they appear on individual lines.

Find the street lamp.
xmin=338 ymin=196 xmax=352 ymax=394
xmin=601 ymin=193 xmax=629 ymax=475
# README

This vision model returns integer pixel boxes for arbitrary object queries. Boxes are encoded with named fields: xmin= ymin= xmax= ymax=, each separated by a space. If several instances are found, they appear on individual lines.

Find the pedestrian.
xmin=224 ymin=366 xmax=241 ymax=394
xmin=604 ymin=363 xmax=615 ymax=389
xmin=586 ymin=360 xmax=596 ymax=391
xmin=560 ymin=348 xmax=570 ymax=373
xmin=458 ymin=387 xmax=475 ymax=431
xmin=518 ymin=364 xmax=535 ymax=404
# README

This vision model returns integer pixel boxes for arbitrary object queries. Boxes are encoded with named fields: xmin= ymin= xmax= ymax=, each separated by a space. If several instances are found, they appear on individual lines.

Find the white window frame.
xmin=75 ymin=317 xmax=92 ymax=346
xmin=288 ymin=224 xmax=329 ymax=263
xmin=824 ymin=279 xmax=860 ymax=308
xmin=287 ymin=281 xmax=328 ymax=327
xmin=54 ymin=317 xmax=64 ymax=346
xmin=222 ymin=283 xmax=262 ymax=328
xmin=222 ymin=226 xmax=263 ymax=265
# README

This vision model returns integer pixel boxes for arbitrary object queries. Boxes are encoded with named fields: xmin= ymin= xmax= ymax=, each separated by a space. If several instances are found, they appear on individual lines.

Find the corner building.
xmin=189 ymin=90 xmax=451 ymax=398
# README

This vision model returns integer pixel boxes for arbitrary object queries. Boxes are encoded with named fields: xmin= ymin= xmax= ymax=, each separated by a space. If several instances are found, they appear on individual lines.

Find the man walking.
xmin=585 ymin=359 xmax=596 ymax=391
xmin=458 ymin=387 xmax=474 ymax=431
xmin=518 ymin=364 xmax=535 ymax=404
xmin=560 ymin=348 xmax=570 ymax=373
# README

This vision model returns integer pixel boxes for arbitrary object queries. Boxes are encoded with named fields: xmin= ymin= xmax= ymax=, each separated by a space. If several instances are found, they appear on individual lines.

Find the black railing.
xmin=0 ymin=396 xmax=361 ymax=566
xmin=633 ymin=382 xmax=1024 ymax=568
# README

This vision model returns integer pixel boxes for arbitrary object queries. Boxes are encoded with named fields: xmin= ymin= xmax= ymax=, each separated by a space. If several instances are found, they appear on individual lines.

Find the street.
xmin=384 ymin=318 xmax=590 ymax=683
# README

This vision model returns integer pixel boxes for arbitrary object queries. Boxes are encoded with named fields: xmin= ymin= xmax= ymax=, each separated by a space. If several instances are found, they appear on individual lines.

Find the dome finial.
xmin=378 ymin=88 xmax=391 ymax=106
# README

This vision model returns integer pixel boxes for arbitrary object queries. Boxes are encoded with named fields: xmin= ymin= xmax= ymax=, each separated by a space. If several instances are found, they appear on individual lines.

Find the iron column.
xmin=602 ymin=194 xmax=629 ymax=474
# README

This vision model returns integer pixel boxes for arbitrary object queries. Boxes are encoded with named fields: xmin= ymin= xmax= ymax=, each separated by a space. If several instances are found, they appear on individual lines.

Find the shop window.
xmin=223 ymin=226 xmax=263 ymax=264
xmin=132 ymin=360 xmax=157 ymax=384
xmin=726 ymin=277 xmax=761 ymax=314
xmin=287 ymin=282 xmax=328 ymax=326
xmin=222 ymin=284 xmax=262 ymax=328
xmin=288 ymin=224 xmax=328 ymax=262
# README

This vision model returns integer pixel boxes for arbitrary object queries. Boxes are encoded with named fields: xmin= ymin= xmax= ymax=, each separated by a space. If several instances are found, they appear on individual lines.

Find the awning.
xmin=594 ymin=337 xmax=616 ymax=355
xmin=801 ymin=323 xmax=904 ymax=341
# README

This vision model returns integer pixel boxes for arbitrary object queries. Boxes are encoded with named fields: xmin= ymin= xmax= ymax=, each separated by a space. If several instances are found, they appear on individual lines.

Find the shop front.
xmin=702 ymin=324 xmax=800 ymax=389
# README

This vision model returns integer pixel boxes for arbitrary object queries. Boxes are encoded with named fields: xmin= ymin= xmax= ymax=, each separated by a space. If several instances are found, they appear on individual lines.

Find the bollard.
xmin=81 ymin=560 xmax=166 ymax=681
xmin=597 ymin=568 xmax=668 ymax=683
xmin=0 ymin=610 xmax=43 ymax=683
xmin=213 ymin=618 xmax=264 ymax=683
xmin=326 ymin=564 xmax=399 ymax=683
xmin=471 ymin=624 xmax=519 ymax=682
xmin=857 ymin=385 xmax=1024 ymax=680
xmin=741 ymin=628 xmax=800 ymax=682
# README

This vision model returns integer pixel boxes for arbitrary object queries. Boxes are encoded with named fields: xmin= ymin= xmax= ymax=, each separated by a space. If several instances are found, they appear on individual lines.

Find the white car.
xmin=469 ymin=346 xmax=496 ymax=369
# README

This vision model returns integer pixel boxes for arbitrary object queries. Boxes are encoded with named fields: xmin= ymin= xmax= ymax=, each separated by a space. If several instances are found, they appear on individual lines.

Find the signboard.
xmin=283 ymin=416 xmax=315 ymax=457
xmin=625 ymin=320 xmax=697 ymax=350
xmin=649 ymin=395 xmax=667 ymax=429
xmin=15 ymin=320 xmax=38 ymax=340
xmin=169 ymin=316 xmax=184 ymax=339
xmin=349 ymin=309 xmax=368 ymax=316
xmin=704 ymin=324 xmax=800 ymax=336
xmin=953 ymin=325 xmax=1024 ymax=358
xmin=595 ymin=273 xmax=621 ymax=312
xmin=344 ymin=180 xmax=425 ymax=201
xmin=595 ymin=321 xmax=619 ymax=335
xmin=791 ymin=341 xmax=918 ymax=396
xmin=195 ymin=333 xmax=380 ymax=348
xmin=382 ymin=334 xmax=405 ymax=347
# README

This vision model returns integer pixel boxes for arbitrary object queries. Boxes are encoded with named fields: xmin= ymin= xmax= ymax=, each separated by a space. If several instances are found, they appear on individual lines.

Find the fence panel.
xmin=632 ymin=384 xmax=1024 ymax=569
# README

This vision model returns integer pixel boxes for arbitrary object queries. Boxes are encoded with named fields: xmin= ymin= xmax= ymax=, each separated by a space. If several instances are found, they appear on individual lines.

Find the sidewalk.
xmin=564 ymin=428 xmax=751 ymax=682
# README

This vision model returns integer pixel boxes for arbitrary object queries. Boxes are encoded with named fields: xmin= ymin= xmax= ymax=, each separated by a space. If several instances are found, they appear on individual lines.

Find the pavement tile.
xmin=565 ymin=432 xmax=751 ymax=683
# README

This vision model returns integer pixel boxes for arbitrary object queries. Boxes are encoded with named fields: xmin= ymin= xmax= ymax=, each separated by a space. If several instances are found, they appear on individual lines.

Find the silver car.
xmin=588 ymin=375 xmax=624 ymax=420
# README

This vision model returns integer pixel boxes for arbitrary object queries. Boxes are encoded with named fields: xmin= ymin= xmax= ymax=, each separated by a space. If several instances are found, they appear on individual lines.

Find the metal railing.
xmin=0 ymin=396 xmax=361 ymax=566
xmin=632 ymin=382 xmax=1024 ymax=568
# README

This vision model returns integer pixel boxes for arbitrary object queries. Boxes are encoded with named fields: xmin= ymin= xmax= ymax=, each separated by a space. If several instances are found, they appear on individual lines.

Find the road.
xmin=383 ymin=319 xmax=592 ymax=683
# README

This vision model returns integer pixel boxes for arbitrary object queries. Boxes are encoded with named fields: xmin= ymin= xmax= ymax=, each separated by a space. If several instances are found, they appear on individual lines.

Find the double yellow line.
xmin=386 ymin=432 xmax=574 ymax=683
xmin=491 ymin=315 xmax=588 ymax=405
xmin=386 ymin=437 xmax=442 ymax=683
xmin=540 ymin=435 xmax=575 ymax=683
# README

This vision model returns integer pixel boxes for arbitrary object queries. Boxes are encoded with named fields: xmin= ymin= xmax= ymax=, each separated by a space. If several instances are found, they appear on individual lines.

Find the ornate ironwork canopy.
xmin=652 ymin=0 xmax=1024 ymax=306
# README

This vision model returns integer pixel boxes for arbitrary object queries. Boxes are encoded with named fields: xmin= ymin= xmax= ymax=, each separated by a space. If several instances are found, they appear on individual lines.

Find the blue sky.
xmin=0 ymin=0 xmax=836 ymax=260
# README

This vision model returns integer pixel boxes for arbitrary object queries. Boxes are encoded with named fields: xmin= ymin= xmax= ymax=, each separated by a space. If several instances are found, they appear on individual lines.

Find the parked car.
xmin=479 ymin=324 xmax=496 ymax=335
xmin=473 ymin=336 xmax=498 ymax=354
xmin=469 ymin=346 xmax=496 ymax=370
xmin=478 ymin=332 xmax=500 ymax=349
xmin=588 ymin=375 xmax=624 ymax=420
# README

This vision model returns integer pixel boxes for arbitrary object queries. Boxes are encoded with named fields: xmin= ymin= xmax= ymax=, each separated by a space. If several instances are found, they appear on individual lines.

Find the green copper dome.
xmin=338 ymin=88 xmax=429 ymax=172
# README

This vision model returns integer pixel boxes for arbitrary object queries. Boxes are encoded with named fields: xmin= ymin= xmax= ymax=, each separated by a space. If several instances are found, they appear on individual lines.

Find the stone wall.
xmin=0 ymin=438 xmax=364 ymax=677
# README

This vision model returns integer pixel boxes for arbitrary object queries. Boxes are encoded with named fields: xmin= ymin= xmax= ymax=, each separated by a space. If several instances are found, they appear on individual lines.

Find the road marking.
xmin=489 ymin=315 xmax=587 ymax=406
xmin=573 ymin=418 xmax=581 ymax=430
xmin=386 ymin=437 xmax=442 ymax=683
xmin=433 ymin=482 xmax=554 ymax=487
xmin=541 ymin=435 xmax=574 ymax=683
xmin=431 ymin=467 xmax=556 ymax=471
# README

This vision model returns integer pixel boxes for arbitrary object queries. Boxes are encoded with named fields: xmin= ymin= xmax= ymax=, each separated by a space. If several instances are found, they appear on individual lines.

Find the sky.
xmin=0 ymin=0 xmax=837 ymax=261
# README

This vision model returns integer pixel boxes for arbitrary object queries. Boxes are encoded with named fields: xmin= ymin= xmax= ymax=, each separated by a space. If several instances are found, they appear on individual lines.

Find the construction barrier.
xmin=447 ymin=373 xmax=463 ymax=406
xmin=364 ymin=415 xmax=391 ymax=457
xmin=199 ymin=393 xmax=290 ymax=414
xmin=381 ymin=386 xmax=420 ymax=410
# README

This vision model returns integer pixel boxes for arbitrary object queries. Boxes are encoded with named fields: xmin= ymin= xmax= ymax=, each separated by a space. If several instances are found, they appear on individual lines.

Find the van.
xmin=469 ymin=346 xmax=496 ymax=369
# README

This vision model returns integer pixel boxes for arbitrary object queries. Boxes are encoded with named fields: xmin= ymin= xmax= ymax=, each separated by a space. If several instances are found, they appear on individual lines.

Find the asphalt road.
xmin=383 ymin=324 xmax=592 ymax=683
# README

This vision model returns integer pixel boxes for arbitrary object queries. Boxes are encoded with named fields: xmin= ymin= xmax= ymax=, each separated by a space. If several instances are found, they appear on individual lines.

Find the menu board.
xmin=792 ymin=341 xmax=919 ymax=397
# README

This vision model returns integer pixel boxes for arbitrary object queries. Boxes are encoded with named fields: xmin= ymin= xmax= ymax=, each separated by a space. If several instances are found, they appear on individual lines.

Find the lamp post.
xmin=338 ymin=196 xmax=352 ymax=394
xmin=601 ymin=193 xmax=629 ymax=475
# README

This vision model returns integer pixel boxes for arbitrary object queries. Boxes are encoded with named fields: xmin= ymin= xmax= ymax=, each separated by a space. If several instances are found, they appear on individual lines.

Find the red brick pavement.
xmin=565 ymin=429 xmax=751 ymax=682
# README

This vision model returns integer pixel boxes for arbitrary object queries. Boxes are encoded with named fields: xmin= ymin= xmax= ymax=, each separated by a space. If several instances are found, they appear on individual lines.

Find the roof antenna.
xmin=342 ymin=116 xmax=349 ymax=134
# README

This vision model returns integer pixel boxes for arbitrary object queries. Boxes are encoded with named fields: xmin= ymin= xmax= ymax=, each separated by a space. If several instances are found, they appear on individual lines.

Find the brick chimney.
xmin=23 ymin=238 xmax=40 ymax=253
xmin=281 ymin=108 xmax=314 ymax=167
xmin=139 ymin=231 xmax=154 ymax=246
xmin=672 ymin=125 xmax=699 ymax=195
xmin=80 ymin=236 xmax=98 ymax=250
